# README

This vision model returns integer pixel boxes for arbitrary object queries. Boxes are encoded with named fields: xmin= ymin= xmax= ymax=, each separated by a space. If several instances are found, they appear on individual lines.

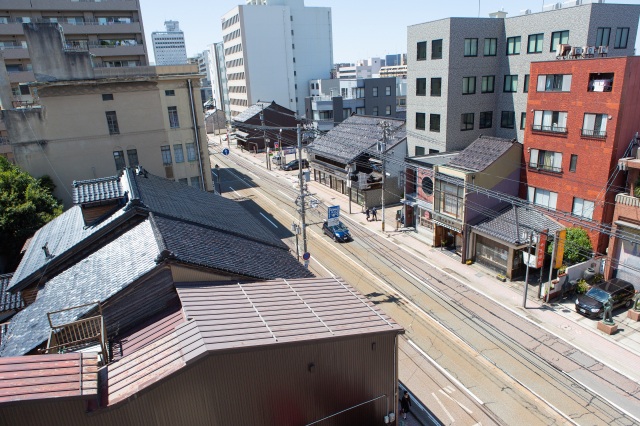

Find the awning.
xmin=615 ymin=220 xmax=640 ymax=232
xmin=433 ymin=220 xmax=462 ymax=234
xmin=401 ymin=199 xmax=417 ymax=207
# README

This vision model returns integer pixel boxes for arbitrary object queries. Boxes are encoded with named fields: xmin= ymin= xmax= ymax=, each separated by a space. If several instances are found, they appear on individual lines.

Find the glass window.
xmin=528 ymin=33 xmax=544 ymax=53
xmin=501 ymin=111 xmax=515 ymax=129
xmin=105 ymin=111 xmax=119 ymax=135
xmin=572 ymin=198 xmax=594 ymax=219
xmin=165 ymin=90 xmax=175 ymax=96
xmin=479 ymin=111 xmax=493 ymax=129
xmin=113 ymin=150 xmax=125 ymax=170
xmin=186 ymin=142 xmax=197 ymax=161
xmin=190 ymin=176 xmax=201 ymax=188
xmin=385 ymin=86 xmax=391 ymax=96
xmin=356 ymin=107 xmax=365 ymax=115
xmin=520 ymin=112 xmax=527 ymax=130
xmin=168 ymin=106 xmax=179 ymax=128
xmin=161 ymin=145 xmax=172 ymax=165
xmin=431 ymin=78 xmax=441 ymax=96
xmin=464 ymin=38 xmax=478 ymax=56
xmin=570 ymin=154 xmax=578 ymax=172
xmin=533 ymin=110 xmax=568 ymax=133
xmin=373 ymin=87 xmax=378 ymax=97
xmin=415 ymin=146 xmax=425 ymax=156
xmin=481 ymin=75 xmax=495 ymax=93
xmin=373 ymin=106 xmax=379 ymax=116
xmin=416 ymin=113 xmax=426 ymax=130
xmin=432 ymin=39 xmax=443 ymax=59
xmin=416 ymin=78 xmax=427 ymax=96
xmin=417 ymin=41 xmax=427 ymax=60
xmin=484 ymin=38 xmax=497 ymax=56
xmin=529 ymin=149 xmax=562 ymax=172
xmin=596 ymin=27 xmax=611 ymax=46
xmin=582 ymin=113 xmax=607 ymax=138
xmin=430 ymin=114 xmax=440 ymax=132
xmin=461 ymin=113 xmax=474 ymax=131
xmin=503 ymin=75 xmax=518 ymax=92
xmin=527 ymin=187 xmax=558 ymax=210
xmin=462 ymin=77 xmax=476 ymax=95
xmin=523 ymin=74 xmax=530 ymax=93
xmin=102 ymin=93 xmax=114 ymax=101
xmin=127 ymin=149 xmax=138 ymax=167
xmin=506 ymin=36 xmax=521 ymax=55
xmin=550 ymin=30 xmax=569 ymax=52
xmin=615 ymin=27 xmax=629 ymax=49
xmin=536 ymin=74 xmax=572 ymax=92
xmin=178 ymin=178 xmax=189 ymax=185
xmin=385 ymin=105 xmax=391 ymax=115
xmin=174 ymin=144 xmax=185 ymax=163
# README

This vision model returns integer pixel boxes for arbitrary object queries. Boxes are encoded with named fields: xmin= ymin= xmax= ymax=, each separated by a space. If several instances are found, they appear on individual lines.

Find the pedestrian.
xmin=372 ymin=206 xmax=378 ymax=221
xmin=366 ymin=208 xmax=370 ymax=221
xmin=400 ymin=391 xmax=411 ymax=419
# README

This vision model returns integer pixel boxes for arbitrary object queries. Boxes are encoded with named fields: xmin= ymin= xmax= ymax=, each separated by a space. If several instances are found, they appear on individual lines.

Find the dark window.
xmin=416 ymin=113 xmax=426 ymax=130
xmin=481 ymin=75 xmax=495 ymax=93
xmin=373 ymin=87 xmax=378 ymax=97
xmin=113 ymin=150 xmax=125 ymax=170
xmin=422 ymin=177 xmax=434 ymax=195
xmin=550 ymin=30 xmax=569 ymax=52
xmin=19 ymin=85 xmax=30 ymax=96
xmin=462 ymin=77 xmax=476 ymax=95
xmin=127 ymin=149 xmax=139 ymax=167
xmin=520 ymin=112 xmax=527 ymax=130
xmin=417 ymin=41 xmax=427 ymax=60
xmin=415 ymin=146 xmax=425 ymax=156
xmin=506 ymin=36 xmax=521 ymax=55
xmin=479 ymin=111 xmax=493 ymax=129
xmin=373 ymin=106 xmax=379 ymax=116
xmin=431 ymin=78 xmax=441 ymax=96
xmin=523 ymin=74 xmax=530 ymax=93
xmin=527 ymin=33 xmax=544 ymax=53
xmin=385 ymin=86 xmax=391 ymax=96
xmin=464 ymin=38 xmax=478 ymax=56
xmin=165 ymin=90 xmax=175 ymax=96
xmin=615 ymin=27 xmax=629 ymax=49
xmin=430 ymin=114 xmax=440 ymax=132
xmin=174 ymin=144 xmax=185 ymax=163
xmin=161 ymin=145 xmax=172 ymax=165
xmin=484 ymin=38 xmax=497 ymax=56
xmin=501 ymin=111 xmax=515 ymax=129
xmin=569 ymin=154 xmax=578 ymax=172
xmin=168 ymin=106 xmax=179 ymax=128
xmin=432 ymin=39 xmax=443 ymax=59
xmin=416 ymin=78 xmax=427 ymax=96
xmin=106 ymin=111 xmax=119 ymax=135
xmin=461 ymin=113 xmax=474 ymax=131
xmin=504 ymin=75 xmax=518 ymax=92
xmin=429 ymin=149 xmax=439 ymax=154
xmin=596 ymin=27 xmax=610 ymax=46
xmin=102 ymin=93 xmax=114 ymax=101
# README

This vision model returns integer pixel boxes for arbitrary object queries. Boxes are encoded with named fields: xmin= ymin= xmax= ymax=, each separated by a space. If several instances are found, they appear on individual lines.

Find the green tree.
xmin=550 ymin=227 xmax=593 ymax=265
xmin=0 ymin=157 xmax=62 ymax=271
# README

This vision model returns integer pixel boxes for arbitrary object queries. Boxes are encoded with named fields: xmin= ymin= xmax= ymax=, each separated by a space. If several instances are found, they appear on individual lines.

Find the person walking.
xmin=365 ymin=208 xmax=371 ymax=222
xmin=400 ymin=391 xmax=411 ymax=419
xmin=371 ymin=206 xmax=378 ymax=221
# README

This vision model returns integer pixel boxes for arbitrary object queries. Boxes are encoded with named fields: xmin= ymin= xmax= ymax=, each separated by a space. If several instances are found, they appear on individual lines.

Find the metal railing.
xmin=532 ymin=124 xmax=567 ymax=134
xmin=581 ymin=128 xmax=607 ymax=138
xmin=0 ymin=17 xmax=138 ymax=25
xmin=528 ymin=162 xmax=562 ymax=173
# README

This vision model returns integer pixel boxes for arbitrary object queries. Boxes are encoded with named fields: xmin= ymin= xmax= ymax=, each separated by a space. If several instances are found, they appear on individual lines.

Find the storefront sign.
xmin=432 ymin=213 xmax=462 ymax=234
xmin=554 ymin=229 xmax=566 ymax=269
xmin=536 ymin=229 xmax=548 ymax=269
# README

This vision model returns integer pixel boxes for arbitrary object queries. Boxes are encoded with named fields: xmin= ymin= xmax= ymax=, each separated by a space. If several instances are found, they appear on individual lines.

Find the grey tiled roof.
xmin=448 ymin=136 xmax=518 ymax=172
xmin=0 ymin=274 xmax=23 ymax=314
xmin=0 ymin=221 xmax=159 ymax=357
xmin=308 ymin=115 xmax=406 ymax=164
xmin=232 ymin=102 xmax=273 ymax=123
xmin=474 ymin=205 xmax=564 ymax=246
xmin=72 ymin=176 xmax=125 ymax=205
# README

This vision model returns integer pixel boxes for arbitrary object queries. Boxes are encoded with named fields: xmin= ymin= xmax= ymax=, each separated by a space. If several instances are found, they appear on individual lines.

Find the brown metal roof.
xmin=0 ymin=353 xmax=98 ymax=405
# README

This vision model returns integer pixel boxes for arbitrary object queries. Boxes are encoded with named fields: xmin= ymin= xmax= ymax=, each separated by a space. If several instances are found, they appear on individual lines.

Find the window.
xmin=113 ymin=150 xmax=125 ymax=170
xmin=372 ymin=87 xmax=378 ymax=97
xmin=533 ymin=110 xmax=568 ymax=133
xmin=550 ymin=30 xmax=569 ymax=52
xmin=536 ymin=74 xmax=572 ymax=92
xmin=615 ymin=27 xmax=629 ymax=49
xmin=481 ymin=75 xmax=495 ymax=93
xmin=462 ymin=77 xmax=476 ymax=95
xmin=461 ymin=113 xmax=474 ymax=131
xmin=178 ymin=178 xmax=189 ymax=185
xmin=385 ymin=86 xmax=391 ymax=96
xmin=105 ymin=111 xmax=119 ymax=135
xmin=570 ymin=154 xmax=578 ymax=172
xmin=464 ymin=38 xmax=478 ymax=56
xmin=102 ymin=93 xmax=113 ymax=101
xmin=527 ymin=33 xmax=544 ymax=53
xmin=523 ymin=74 xmax=530 ymax=93
xmin=520 ymin=112 xmax=527 ymax=130
xmin=436 ymin=181 xmax=464 ymax=219
xmin=161 ymin=145 xmax=172 ymax=165
xmin=415 ymin=146 xmax=425 ymax=156
xmin=127 ymin=149 xmax=138 ymax=167
xmin=385 ymin=105 xmax=391 ymax=115
xmin=417 ymin=41 xmax=427 ymax=60
xmin=432 ymin=39 xmax=443 ymax=59
xmin=430 ymin=114 xmax=440 ymax=132
xmin=572 ymin=198 xmax=594 ymax=220
xmin=373 ymin=106 xmax=379 ymax=116
xmin=527 ymin=187 xmax=558 ymax=209
xmin=416 ymin=112 xmax=426 ymax=130
xmin=186 ymin=142 xmax=197 ymax=161
xmin=479 ymin=111 xmax=493 ymax=129
xmin=596 ymin=27 xmax=611 ymax=46
xmin=356 ymin=107 xmax=365 ymax=115
xmin=506 ymin=36 xmax=521 ymax=55
xmin=168 ymin=106 xmax=179 ymax=128
xmin=429 ymin=149 xmax=439 ymax=154
xmin=174 ymin=144 xmax=185 ymax=163
xmin=422 ymin=177 xmax=434 ymax=194
xmin=165 ymin=90 xmax=175 ymax=96
xmin=190 ymin=176 xmax=201 ymax=188
xmin=588 ymin=72 xmax=614 ymax=92
xmin=582 ymin=113 xmax=607 ymax=138
xmin=431 ymin=78 xmax=441 ymax=96
xmin=503 ymin=75 xmax=518 ymax=92
xmin=484 ymin=38 xmax=497 ymax=56
xmin=501 ymin=111 xmax=515 ymax=129
xmin=416 ymin=78 xmax=427 ymax=96
xmin=529 ymin=149 xmax=562 ymax=172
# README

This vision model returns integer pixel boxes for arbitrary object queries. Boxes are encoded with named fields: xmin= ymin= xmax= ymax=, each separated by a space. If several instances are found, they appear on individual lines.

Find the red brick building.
xmin=522 ymin=56 xmax=640 ymax=254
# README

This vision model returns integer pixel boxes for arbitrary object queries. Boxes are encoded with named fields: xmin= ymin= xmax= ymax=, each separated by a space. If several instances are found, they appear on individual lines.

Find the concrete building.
xmin=385 ymin=53 xmax=406 ymax=67
xmin=522 ymin=56 xmax=640 ymax=255
xmin=151 ymin=20 xmax=187 ymax=66
xmin=208 ymin=42 xmax=231 ymax=122
xmin=221 ymin=0 xmax=333 ymax=118
xmin=336 ymin=58 xmax=383 ymax=79
xmin=0 ymin=24 xmax=213 ymax=206
xmin=189 ymin=50 xmax=213 ymax=104
xmin=407 ymin=2 xmax=640 ymax=155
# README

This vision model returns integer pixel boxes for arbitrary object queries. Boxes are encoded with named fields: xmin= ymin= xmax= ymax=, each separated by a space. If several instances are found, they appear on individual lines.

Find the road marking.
xmin=227 ymin=186 xmax=243 ymax=198
xmin=278 ymin=190 xmax=294 ymax=201
xmin=439 ymin=388 xmax=473 ymax=414
xmin=431 ymin=392 xmax=455 ymax=423
xmin=259 ymin=212 xmax=278 ymax=228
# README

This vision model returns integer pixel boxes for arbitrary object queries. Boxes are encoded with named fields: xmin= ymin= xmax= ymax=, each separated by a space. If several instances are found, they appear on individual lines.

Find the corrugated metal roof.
xmin=448 ymin=135 xmax=518 ymax=172
xmin=0 ymin=353 xmax=98 ymax=405
xmin=72 ymin=176 xmax=126 ymax=205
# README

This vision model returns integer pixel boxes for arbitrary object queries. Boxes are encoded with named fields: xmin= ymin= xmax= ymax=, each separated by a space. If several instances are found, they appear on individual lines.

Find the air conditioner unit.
xmin=554 ymin=2 xmax=563 ymax=10
xmin=521 ymin=8 xmax=532 ymax=15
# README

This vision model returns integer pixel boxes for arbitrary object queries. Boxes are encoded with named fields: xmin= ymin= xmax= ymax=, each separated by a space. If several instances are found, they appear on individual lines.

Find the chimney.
xmin=489 ymin=9 xmax=508 ymax=18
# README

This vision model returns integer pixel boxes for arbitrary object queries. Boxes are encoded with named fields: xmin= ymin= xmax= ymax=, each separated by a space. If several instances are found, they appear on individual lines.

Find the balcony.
xmin=0 ymin=45 xmax=28 ymax=59
xmin=615 ymin=193 xmax=640 ymax=208
xmin=2 ymin=0 xmax=141 ymax=12
xmin=581 ymin=128 xmax=607 ymax=139
xmin=7 ymin=70 xmax=34 ymax=83
xmin=532 ymin=124 xmax=567 ymax=134
xmin=528 ymin=162 xmax=562 ymax=173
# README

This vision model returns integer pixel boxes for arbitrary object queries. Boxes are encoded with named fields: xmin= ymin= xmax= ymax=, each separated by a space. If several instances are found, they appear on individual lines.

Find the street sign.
xmin=222 ymin=148 xmax=230 ymax=156
xmin=302 ymin=252 xmax=310 ymax=260
xmin=274 ymin=142 xmax=279 ymax=149
xmin=327 ymin=205 xmax=340 ymax=227
xmin=536 ymin=229 xmax=548 ymax=269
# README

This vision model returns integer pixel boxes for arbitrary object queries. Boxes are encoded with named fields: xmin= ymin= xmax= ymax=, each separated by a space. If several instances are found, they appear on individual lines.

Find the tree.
xmin=0 ymin=157 xmax=63 ymax=271
xmin=552 ymin=227 xmax=593 ymax=265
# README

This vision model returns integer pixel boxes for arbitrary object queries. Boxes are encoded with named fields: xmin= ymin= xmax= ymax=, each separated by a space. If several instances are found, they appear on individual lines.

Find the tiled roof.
xmin=474 ymin=205 xmax=565 ymax=246
xmin=0 ymin=274 xmax=23 ymax=315
xmin=232 ymin=101 xmax=274 ymax=123
xmin=308 ymin=115 xmax=405 ymax=164
xmin=448 ymin=135 xmax=518 ymax=172
xmin=72 ymin=176 xmax=126 ymax=205
xmin=0 ymin=221 xmax=159 ymax=357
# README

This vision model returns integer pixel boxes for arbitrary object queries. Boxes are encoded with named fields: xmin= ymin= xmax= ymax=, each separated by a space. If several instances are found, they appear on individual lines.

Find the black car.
xmin=575 ymin=278 xmax=636 ymax=318
xmin=283 ymin=159 xmax=309 ymax=171
xmin=322 ymin=221 xmax=352 ymax=242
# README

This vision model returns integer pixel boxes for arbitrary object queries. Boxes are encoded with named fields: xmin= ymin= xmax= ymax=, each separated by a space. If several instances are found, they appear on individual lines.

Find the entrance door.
xmin=455 ymin=233 xmax=463 ymax=255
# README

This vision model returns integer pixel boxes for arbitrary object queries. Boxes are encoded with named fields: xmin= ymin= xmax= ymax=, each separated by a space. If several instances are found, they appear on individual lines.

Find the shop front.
xmin=432 ymin=212 xmax=463 ymax=255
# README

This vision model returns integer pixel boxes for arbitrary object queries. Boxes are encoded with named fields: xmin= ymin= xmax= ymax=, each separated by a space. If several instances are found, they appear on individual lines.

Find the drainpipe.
xmin=187 ymin=78 xmax=205 ymax=190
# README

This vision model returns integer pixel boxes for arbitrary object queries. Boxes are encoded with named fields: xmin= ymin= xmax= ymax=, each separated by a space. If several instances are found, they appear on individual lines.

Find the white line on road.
xmin=227 ymin=187 xmax=243 ymax=198
xmin=439 ymin=388 xmax=473 ymax=414
xmin=259 ymin=212 xmax=278 ymax=228
xmin=278 ymin=190 xmax=294 ymax=201
xmin=431 ymin=392 xmax=455 ymax=423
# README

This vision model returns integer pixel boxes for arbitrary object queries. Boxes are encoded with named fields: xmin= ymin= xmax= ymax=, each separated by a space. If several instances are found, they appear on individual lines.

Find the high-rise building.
xmin=152 ymin=20 xmax=188 ymax=66
xmin=385 ymin=54 xmax=406 ymax=67
xmin=221 ymin=0 xmax=333 ymax=117
xmin=406 ymin=2 xmax=640 ymax=156
xmin=209 ymin=42 xmax=231 ymax=121
xmin=189 ymin=50 xmax=213 ymax=104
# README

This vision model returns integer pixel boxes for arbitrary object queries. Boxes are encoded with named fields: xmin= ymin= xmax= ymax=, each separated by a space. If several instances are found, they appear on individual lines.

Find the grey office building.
xmin=407 ymin=2 xmax=640 ymax=155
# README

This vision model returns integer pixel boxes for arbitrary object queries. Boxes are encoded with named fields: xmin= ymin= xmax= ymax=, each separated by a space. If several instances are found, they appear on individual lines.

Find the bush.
xmin=548 ymin=227 xmax=592 ymax=265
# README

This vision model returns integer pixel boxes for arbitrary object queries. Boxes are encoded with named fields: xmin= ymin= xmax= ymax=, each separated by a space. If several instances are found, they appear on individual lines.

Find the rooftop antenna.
xmin=478 ymin=0 xmax=481 ymax=17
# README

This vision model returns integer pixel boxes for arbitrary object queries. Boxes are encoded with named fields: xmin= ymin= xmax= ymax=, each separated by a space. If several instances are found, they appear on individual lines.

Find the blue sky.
xmin=139 ymin=0 xmax=640 ymax=63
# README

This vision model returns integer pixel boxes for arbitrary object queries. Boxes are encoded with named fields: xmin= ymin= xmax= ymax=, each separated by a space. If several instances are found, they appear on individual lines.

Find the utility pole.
xmin=298 ymin=125 xmax=308 ymax=255
xmin=260 ymin=106 xmax=270 ymax=170
xmin=523 ymin=231 xmax=533 ymax=308
xmin=379 ymin=121 xmax=389 ymax=232
xmin=346 ymin=164 xmax=353 ymax=214
xmin=278 ymin=129 xmax=283 ymax=169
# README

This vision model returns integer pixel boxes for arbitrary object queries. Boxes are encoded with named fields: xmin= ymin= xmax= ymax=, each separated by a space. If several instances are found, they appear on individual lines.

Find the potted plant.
xmin=558 ymin=264 xmax=567 ymax=276
xmin=576 ymin=278 xmax=589 ymax=295
xmin=592 ymin=273 xmax=604 ymax=284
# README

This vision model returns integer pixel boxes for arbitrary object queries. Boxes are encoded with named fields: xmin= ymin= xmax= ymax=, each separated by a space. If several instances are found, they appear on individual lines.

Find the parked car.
xmin=575 ymin=278 xmax=636 ymax=318
xmin=322 ymin=221 xmax=352 ymax=242
xmin=283 ymin=159 xmax=309 ymax=171
xmin=271 ymin=153 xmax=284 ymax=165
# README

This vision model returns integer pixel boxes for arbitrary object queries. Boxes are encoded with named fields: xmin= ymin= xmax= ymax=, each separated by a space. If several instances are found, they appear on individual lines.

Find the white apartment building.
xmin=221 ymin=0 xmax=333 ymax=117
xmin=336 ymin=58 xmax=384 ymax=79
xmin=152 ymin=20 xmax=188 ymax=66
